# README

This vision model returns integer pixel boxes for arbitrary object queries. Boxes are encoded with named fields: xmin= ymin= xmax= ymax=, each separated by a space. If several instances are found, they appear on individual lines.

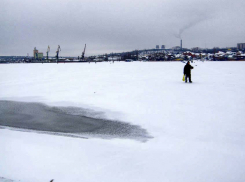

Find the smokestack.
xmin=180 ymin=39 xmax=182 ymax=50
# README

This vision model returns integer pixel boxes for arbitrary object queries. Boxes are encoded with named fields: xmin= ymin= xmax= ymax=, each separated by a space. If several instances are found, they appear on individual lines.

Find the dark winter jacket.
xmin=183 ymin=63 xmax=193 ymax=76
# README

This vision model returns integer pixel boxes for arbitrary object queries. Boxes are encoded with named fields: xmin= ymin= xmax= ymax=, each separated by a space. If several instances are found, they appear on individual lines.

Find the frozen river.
xmin=1 ymin=61 xmax=245 ymax=182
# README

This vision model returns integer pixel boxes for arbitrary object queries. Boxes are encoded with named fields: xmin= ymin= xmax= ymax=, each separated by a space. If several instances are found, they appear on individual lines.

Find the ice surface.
xmin=0 ymin=100 xmax=151 ymax=141
xmin=0 ymin=61 xmax=245 ymax=182
xmin=0 ymin=177 xmax=14 ymax=182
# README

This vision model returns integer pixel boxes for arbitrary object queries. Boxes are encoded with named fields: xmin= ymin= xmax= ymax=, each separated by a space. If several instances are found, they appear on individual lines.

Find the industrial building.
xmin=237 ymin=43 xmax=245 ymax=50
xmin=156 ymin=45 xmax=165 ymax=49
xmin=33 ymin=47 xmax=43 ymax=59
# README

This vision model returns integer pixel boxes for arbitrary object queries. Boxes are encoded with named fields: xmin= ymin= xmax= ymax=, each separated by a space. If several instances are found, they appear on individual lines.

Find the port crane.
xmin=56 ymin=45 xmax=61 ymax=62
xmin=46 ymin=45 xmax=50 ymax=61
xmin=81 ymin=44 xmax=86 ymax=60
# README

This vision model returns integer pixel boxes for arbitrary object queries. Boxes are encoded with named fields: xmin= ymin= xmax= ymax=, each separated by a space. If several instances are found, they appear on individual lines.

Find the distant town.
xmin=1 ymin=43 xmax=245 ymax=64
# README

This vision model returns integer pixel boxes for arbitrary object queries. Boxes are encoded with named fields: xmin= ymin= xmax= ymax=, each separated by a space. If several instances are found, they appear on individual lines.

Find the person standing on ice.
xmin=183 ymin=61 xmax=194 ymax=83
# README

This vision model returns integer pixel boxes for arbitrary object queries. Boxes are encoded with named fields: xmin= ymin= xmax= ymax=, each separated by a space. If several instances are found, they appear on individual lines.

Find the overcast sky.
xmin=1 ymin=0 xmax=245 ymax=56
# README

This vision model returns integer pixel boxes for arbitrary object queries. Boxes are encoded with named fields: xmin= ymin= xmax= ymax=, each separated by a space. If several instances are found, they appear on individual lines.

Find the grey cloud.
xmin=1 ymin=0 xmax=245 ymax=56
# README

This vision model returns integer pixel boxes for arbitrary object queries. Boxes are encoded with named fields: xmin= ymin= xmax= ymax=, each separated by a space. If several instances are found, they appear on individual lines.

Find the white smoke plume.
xmin=174 ymin=14 xmax=211 ymax=39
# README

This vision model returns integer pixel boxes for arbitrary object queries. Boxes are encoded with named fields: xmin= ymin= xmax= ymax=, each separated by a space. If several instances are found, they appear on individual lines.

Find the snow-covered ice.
xmin=0 ymin=61 xmax=245 ymax=182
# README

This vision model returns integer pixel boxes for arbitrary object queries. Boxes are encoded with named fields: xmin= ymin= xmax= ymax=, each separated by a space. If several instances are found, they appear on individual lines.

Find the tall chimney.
xmin=180 ymin=39 xmax=182 ymax=50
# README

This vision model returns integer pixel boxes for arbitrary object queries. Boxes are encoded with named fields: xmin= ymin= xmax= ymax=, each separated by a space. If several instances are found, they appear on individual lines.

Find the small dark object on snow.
xmin=50 ymin=180 xmax=54 ymax=182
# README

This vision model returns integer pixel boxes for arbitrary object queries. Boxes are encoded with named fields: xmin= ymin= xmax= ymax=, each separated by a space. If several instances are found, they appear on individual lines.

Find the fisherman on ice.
xmin=184 ymin=61 xmax=194 ymax=83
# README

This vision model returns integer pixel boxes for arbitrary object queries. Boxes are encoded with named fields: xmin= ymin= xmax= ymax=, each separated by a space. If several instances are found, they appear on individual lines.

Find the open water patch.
xmin=0 ymin=100 xmax=151 ymax=142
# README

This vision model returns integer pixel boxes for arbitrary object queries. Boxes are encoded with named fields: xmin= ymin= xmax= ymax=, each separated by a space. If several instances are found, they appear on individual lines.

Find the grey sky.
xmin=1 ymin=0 xmax=245 ymax=56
